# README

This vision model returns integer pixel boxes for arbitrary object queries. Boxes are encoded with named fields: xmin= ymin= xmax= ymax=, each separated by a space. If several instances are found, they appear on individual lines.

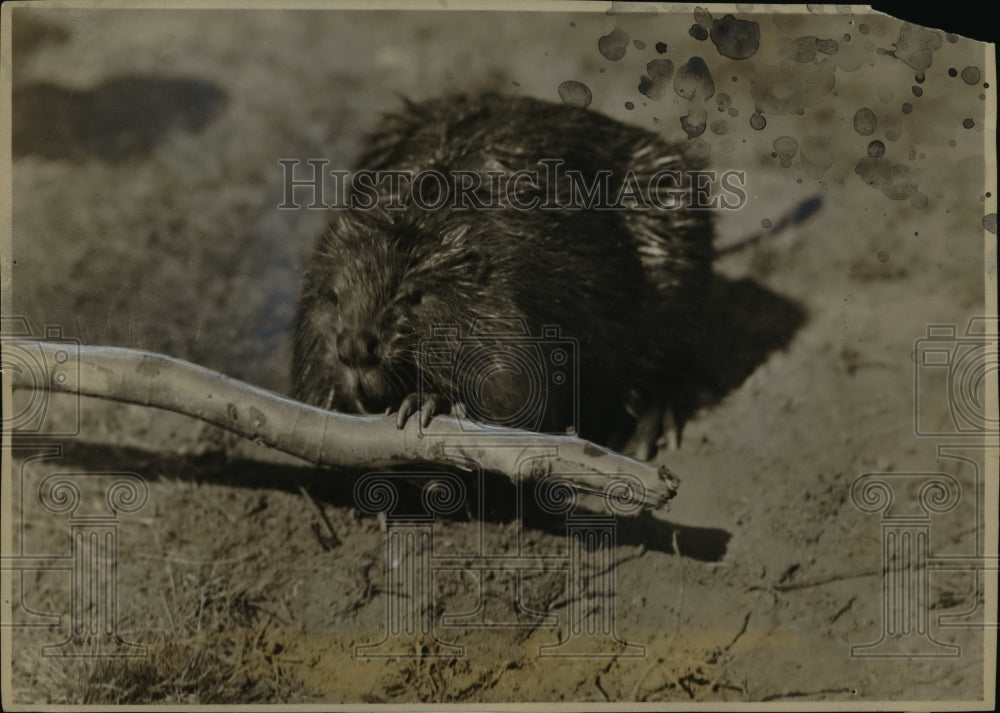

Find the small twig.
xmin=828 ymin=595 xmax=857 ymax=625
xmin=724 ymin=610 xmax=751 ymax=652
xmin=761 ymin=687 xmax=855 ymax=702
xmin=594 ymin=675 xmax=611 ymax=702
xmin=298 ymin=485 xmax=341 ymax=549
xmin=748 ymin=569 xmax=880 ymax=593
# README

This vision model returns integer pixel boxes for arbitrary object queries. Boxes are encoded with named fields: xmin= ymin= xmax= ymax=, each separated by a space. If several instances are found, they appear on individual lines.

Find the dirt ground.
xmin=4 ymin=4 xmax=996 ymax=707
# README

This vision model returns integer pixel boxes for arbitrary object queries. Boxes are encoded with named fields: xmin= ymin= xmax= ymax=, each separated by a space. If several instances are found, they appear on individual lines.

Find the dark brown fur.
xmin=292 ymin=93 xmax=714 ymax=454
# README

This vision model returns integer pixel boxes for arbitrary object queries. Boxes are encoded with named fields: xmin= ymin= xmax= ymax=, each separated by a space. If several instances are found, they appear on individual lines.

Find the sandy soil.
xmin=4 ymin=4 xmax=995 ymax=706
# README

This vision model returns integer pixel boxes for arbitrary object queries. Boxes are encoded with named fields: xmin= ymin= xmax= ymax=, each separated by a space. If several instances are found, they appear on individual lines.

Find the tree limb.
xmin=6 ymin=340 xmax=680 ymax=511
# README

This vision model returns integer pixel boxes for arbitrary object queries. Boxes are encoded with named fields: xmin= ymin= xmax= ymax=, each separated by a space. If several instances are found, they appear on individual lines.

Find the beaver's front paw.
xmin=395 ymin=392 xmax=448 ymax=429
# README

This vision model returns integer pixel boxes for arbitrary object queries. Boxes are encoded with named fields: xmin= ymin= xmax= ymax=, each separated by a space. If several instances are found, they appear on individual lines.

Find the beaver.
xmin=292 ymin=93 xmax=715 ymax=458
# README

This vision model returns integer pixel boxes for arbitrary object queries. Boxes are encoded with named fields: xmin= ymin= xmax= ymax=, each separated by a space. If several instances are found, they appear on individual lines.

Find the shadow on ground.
xmin=13 ymin=76 xmax=228 ymax=163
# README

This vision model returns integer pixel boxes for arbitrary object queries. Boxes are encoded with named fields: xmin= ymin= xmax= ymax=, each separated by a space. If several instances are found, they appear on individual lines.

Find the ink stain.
xmin=853 ymin=107 xmax=877 ymax=135
xmin=710 ymin=118 xmax=729 ymax=135
xmin=728 ymin=107 xmax=739 ymax=117
xmin=882 ymin=114 xmax=903 ymax=141
xmin=877 ymin=250 xmax=889 ymax=262
xmin=889 ymin=24 xmax=942 ymax=71
xmin=655 ymin=41 xmax=667 ymax=54
xmin=694 ymin=7 xmax=713 ymax=28
xmin=690 ymin=25 xmax=709 ymax=40
xmin=751 ymin=60 xmax=835 ymax=114
xmin=911 ymin=85 xmax=923 ymax=97
xmin=557 ymin=80 xmax=593 ymax=109
xmin=625 ymin=101 xmax=635 ymax=110
xmin=801 ymin=136 xmax=834 ymax=179
xmin=709 ymin=14 xmax=761 ymax=59
xmin=633 ymin=39 xmax=646 ymax=50
xmin=639 ymin=59 xmax=674 ymax=100
xmin=878 ymin=84 xmax=894 ymax=103
xmin=680 ymin=108 xmax=708 ymax=138
xmin=773 ymin=136 xmax=799 ymax=168
xmin=961 ymin=66 xmax=981 ymax=85
xmin=915 ymin=72 xmax=925 ymax=83
xmin=902 ymin=103 xmax=913 ymax=114
xmin=984 ymin=214 xmax=998 ymax=234
xmin=750 ymin=111 xmax=766 ymax=130
xmin=948 ymin=68 xmax=958 ymax=77
xmin=674 ymin=57 xmax=715 ymax=100
xmin=598 ymin=28 xmax=630 ymax=61
xmin=761 ymin=218 xmax=773 ymax=229
xmin=867 ymin=140 xmax=886 ymax=158
xmin=962 ymin=118 xmax=975 ymax=129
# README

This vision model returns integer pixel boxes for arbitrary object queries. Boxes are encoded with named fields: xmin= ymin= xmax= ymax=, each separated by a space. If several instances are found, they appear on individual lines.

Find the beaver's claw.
xmin=396 ymin=392 xmax=446 ymax=429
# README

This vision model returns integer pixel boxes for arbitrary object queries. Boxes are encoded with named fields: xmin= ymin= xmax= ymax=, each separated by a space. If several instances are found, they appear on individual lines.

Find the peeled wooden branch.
xmin=5 ymin=340 xmax=680 ymax=511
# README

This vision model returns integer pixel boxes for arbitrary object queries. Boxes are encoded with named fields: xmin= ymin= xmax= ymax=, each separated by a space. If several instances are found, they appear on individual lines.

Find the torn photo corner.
xmin=1 ymin=1 xmax=996 ymax=710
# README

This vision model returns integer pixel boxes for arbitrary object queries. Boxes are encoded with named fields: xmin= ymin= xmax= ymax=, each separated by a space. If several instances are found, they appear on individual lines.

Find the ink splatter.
xmin=762 ymin=218 xmax=773 ymax=229
xmin=984 ymin=214 xmax=998 ymax=234
xmin=710 ymin=118 xmax=729 ymax=135
xmin=683 ymin=138 xmax=712 ymax=166
xmin=638 ymin=59 xmax=674 ymax=100
xmin=690 ymin=25 xmax=709 ymax=41
xmin=915 ymin=72 xmax=925 ymax=83
xmin=902 ymin=103 xmax=913 ymax=114
xmin=882 ymin=114 xmax=903 ymax=141
xmin=855 ymin=153 xmax=927 ymax=207
xmin=750 ymin=111 xmax=766 ymax=130
xmin=816 ymin=38 xmax=838 ymax=55
xmin=655 ymin=42 xmax=667 ymax=54
xmin=633 ymin=39 xmax=646 ymax=50
xmin=674 ymin=57 xmax=715 ymax=100
xmin=751 ymin=60 xmax=835 ymax=114
xmin=912 ymin=86 xmax=923 ymax=97
xmin=728 ymin=107 xmax=739 ymax=117
xmin=963 ymin=118 xmax=975 ymax=129
xmin=961 ymin=66 xmax=982 ymax=85
xmin=801 ymin=136 xmax=834 ymax=178
xmin=782 ymin=36 xmax=821 ymax=63
xmin=867 ymin=140 xmax=885 ymax=158
xmin=625 ymin=101 xmax=635 ymax=110
xmin=948 ymin=67 xmax=958 ymax=77
xmin=598 ymin=28 xmax=630 ymax=61
xmin=681 ymin=108 xmax=708 ymax=138
xmin=709 ymin=14 xmax=761 ymax=59
xmin=853 ymin=107 xmax=877 ymax=135
xmin=781 ymin=36 xmax=838 ymax=63
xmin=773 ymin=136 xmax=799 ymax=167
xmin=888 ymin=24 xmax=942 ymax=71
xmin=694 ymin=7 xmax=713 ymax=28
xmin=557 ymin=80 xmax=593 ymax=109
xmin=877 ymin=250 xmax=889 ymax=262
